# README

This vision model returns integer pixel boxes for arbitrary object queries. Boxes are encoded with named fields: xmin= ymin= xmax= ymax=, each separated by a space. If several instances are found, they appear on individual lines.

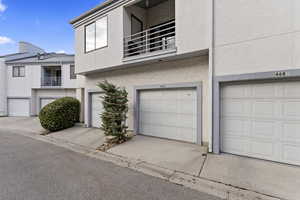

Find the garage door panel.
xmin=179 ymin=114 xmax=197 ymax=128
xmin=140 ymin=124 xmax=175 ymax=138
xmin=283 ymin=123 xmax=300 ymax=142
xmin=283 ymin=101 xmax=300 ymax=118
xmin=141 ymin=125 xmax=196 ymax=143
xmin=147 ymin=112 xmax=178 ymax=126
xmin=221 ymin=100 xmax=245 ymax=116
xmin=283 ymin=145 xmax=300 ymax=165
xmin=221 ymin=137 xmax=248 ymax=154
xmin=140 ymin=99 xmax=162 ymax=112
xmin=179 ymin=90 xmax=197 ymax=100
xmin=249 ymin=141 xmax=275 ymax=158
xmin=221 ymin=85 xmax=247 ymax=98
xmin=252 ymin=84 xmax=276 ymax=98
xmin=91 ymin=93 xmax=103 ymax=128
xmin=221 ymin=81 xmax=300 ymax=166
xmin=283 ymin=82 xmax=300 ymax=98
xmin=139 ymin=88 xmax=198 ymax=143
xmin=159 ymin=100 xmax=178 ymax=113
xmin=221 ymin=118 xmax=245 ymax=136
xmin=253 ymin=101 xmax=276 ymax=117
xmin=252 ymin=121 xmax=277 ymax=139
xmin=8 ymin=99 xmax=30 ymax=117
xmin=178 ymin=128 xmax=197 ymax=142
xmin=179 ymin=100 xmax=197 ymax=114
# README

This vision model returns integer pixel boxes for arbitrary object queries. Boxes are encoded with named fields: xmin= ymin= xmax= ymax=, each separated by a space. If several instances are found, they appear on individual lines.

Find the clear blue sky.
xmin=0 ymin=0 xmax=105 ymax=55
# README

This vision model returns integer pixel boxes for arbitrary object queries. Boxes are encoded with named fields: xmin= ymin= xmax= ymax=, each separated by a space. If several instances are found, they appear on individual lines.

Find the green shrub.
xmin=39 ymin=97 xmax=80 ymax=132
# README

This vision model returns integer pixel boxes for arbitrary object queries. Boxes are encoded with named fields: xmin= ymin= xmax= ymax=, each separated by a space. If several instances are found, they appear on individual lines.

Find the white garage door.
xmin=8 ymin=98 xmax=30 ymax=117
xmin=221 ymin=81 xmax=300 ymax=165
xmin=40 ymin=98 xmax=57 ymax=111
xmin=139 ymin=88 xmax=198 ymax=143
xmin=91 ymin=93 xmax=104 ymax=128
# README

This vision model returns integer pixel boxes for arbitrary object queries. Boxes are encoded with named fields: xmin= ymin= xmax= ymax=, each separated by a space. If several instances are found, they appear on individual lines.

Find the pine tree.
xmin=97 ymin=81 xmax=129 ymax=142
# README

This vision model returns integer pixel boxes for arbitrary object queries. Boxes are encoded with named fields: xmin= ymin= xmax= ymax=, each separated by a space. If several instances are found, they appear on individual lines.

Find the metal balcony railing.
xmin=41 ymin=76 xmax=62 ymax=87
xmin=124 ymin=20 xmax=176 ymax=58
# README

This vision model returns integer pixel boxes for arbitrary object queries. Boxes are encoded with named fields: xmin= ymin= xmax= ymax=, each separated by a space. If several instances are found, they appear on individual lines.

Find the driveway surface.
xmin=0 ymin=130 xmax=220 ymax=200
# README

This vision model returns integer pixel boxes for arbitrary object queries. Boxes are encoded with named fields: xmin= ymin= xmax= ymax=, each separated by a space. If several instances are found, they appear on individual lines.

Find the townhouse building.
xmin=71 ymin=0 xmax=300 ymax=166
xmin=0 ymin=42 xmax=78 ymax=117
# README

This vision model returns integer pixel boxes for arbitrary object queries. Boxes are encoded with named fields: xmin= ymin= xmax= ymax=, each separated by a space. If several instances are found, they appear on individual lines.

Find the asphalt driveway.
xmin=0 ymin=130 xmax=220 ymax=200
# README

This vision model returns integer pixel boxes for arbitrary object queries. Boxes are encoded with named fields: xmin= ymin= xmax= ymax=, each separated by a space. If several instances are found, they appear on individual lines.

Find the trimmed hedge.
xmin=39 ymin=97 xmax=80 ymax=132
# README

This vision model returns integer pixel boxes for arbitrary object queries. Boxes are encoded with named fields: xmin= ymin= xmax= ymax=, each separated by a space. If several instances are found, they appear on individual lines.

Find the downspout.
xmin=208 ymin=0 xmax=215 ymax=152
xmin=0 ymin=58 xmax=7 ymax=116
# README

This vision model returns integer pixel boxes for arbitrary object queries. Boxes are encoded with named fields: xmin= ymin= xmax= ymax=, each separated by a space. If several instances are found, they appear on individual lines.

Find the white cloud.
xmin=0 ymin=0 xmax=7 ymax=13
xmin=0 ymin=36 xmax=13 ymax=44
xmin=56 ymin=50 xmax=66 ymax=54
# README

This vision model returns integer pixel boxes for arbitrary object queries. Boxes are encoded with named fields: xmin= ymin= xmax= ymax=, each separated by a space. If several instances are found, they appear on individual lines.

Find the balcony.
xmin=41 ymin=66 xmax=62 ymax=87
xmin=123 ymin=0 xmax=175 ymax=60
xmin=124 ymin=20 xmax=176 ymax=58
xmin=41 ymin=76 xmax=62 ymax=87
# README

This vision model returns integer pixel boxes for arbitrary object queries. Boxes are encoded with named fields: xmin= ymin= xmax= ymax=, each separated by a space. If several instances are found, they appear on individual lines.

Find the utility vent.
xmin=37 ymin=53 xmax=53 ymax=60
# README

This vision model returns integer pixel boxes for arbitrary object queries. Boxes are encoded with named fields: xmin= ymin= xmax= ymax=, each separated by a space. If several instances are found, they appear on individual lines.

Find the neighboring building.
xmin=71 ymin=0 xmax=300 ymax=166
xmin=0 ymin=42 xmax=77 ymax=117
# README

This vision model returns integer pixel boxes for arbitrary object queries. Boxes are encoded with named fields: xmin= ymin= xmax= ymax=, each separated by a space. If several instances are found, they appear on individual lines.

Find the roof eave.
xmin=5 ymin=61 xmax=74 ymax=65
xmin=70 ymin=0 xmax=119 ymax=25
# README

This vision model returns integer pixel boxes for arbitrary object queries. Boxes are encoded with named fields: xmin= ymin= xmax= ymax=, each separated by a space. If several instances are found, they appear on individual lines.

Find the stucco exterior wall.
xmin=73 ymin=0 xmax=210 ymax=74
xmin=0 ymin=58 xmax=7 ymax=116
xmin=6 ymin=63 xmax=77 ymax=115
xmin=83 ymin=56 xmax=210 ymax=143
xmin=61 ymin=64 xmax=78 ymax=88
xmin=175 ymin=0 xmax=210 ymax=54
xmin=75 ymin=6 xmax=124 ymax=74
xmin=7 ymin=65 xmax=36 ymax=97
xmin=7 ymin=64 xmax=77 ymax=98
xmin=214 ymin=0 xmax=300 ymax=76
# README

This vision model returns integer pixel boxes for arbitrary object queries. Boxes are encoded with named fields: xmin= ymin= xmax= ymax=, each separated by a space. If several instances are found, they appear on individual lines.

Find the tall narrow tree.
xmin=97 ymin=81 xmax=129 ymax=142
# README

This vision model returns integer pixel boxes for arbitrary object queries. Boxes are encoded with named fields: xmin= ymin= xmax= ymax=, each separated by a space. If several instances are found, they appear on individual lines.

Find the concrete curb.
xmin=6 ymin=129 xmax=283 ymax=200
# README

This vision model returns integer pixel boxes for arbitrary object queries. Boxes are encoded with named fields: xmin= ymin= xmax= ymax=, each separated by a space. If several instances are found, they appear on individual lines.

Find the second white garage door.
xmin=221 ymin=81 xmax=300 ymax=166
xmin=139 ymin=88 xmax=198 ymax=143
xmin=8 ymin=98 xmax=30 ymax=117
xmin=91 ymin=93 xmax=104 ymax=128
xmin=40 ymin=98 xmax=57 ymax=111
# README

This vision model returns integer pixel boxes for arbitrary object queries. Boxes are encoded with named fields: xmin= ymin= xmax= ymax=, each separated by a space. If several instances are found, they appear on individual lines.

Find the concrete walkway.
xmin=1 ymin=117 xmax=300 ymax=200
xmin=108 ymin=135 xmax=207 ymax=176
xmin=0 ymin=117 xmax=45 ymax=134
xmin=49 ymin=126 xmax=106 ymax=149
xmin=200 ymin=154 xmax=300 ymax=200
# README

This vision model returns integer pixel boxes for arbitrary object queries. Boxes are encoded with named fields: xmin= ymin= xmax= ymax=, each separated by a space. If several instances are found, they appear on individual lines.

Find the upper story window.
xmin=70 ymin=65 xmax=77 ymax=79
xmin=41 ymin=66 xmax=62 ymax=87
xmin=12 ymin=66 xmax=25 ymax=77
xmin=85 ymin=16 xmax=108 ymax=52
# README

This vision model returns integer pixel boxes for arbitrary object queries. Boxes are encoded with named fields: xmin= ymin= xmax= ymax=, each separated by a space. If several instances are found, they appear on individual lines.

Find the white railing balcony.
xmin=41 ymin=76 xmax=62 ymax=87
xmin=123 ymin=20 xmax=176 ymax=58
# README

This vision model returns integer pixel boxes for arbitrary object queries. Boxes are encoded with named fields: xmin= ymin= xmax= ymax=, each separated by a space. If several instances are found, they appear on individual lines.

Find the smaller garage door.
xmin=139 ymin=88 xmax=198 ymax=143
xmin=8 ymin=98 xmax=30 ymax=117
xmin=40 ymin=98 xmax=57 ymax=111
xmin=91 ymin=93 xmax=104 ymax=128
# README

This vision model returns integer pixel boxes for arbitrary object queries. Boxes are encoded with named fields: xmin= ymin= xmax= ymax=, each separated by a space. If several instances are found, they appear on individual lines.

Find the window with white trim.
xmin=12 ymin=66 xmax=25 ymax=77
xmin=85 ymin=16 xmax=108 ymax=52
